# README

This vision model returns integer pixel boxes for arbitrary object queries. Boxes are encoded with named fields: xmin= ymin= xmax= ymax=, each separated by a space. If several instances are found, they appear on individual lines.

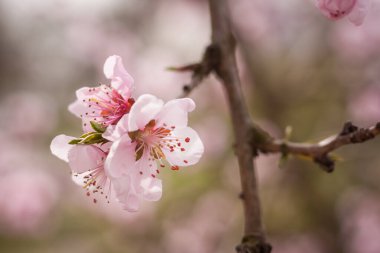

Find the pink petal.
xmin=163 ymin=127 xmax=204 ymax=166
xmin=69 ymin=87 xmax=98 ymax=118
xmin=316 ymin=0 xmax=356 ymax=20
xmin=103 ymin=55 xmax=134 ymax=98
xmin=112 ymin=176 xmax=140 ymax=212
xmin=156 ymin=98 xmax=195 ymax=128
xmin=140 ymin=177 xmax=162 ymax=201
xmin=104 ymin=135 xmax=136 ymax=178
xmin=68 ymin=100 xmax=86 ymax=118
xmin=50 ymin=134 xmax=75 ymax=162
xmin=121 ymin=193 xmax=140 ymax=212
xmin=348 ymin=0 xmax=371 ymax=25
xmin=102 ymin=114 xmax=129 ymax=142
xmin=128 ymin=94 xmax=163 ymax=131
xmin=135 ymin=152 xmax=159 ymax=177
xmin=68 ymin=86 xmax=103 ymax=132
xmin=67 ymin=145 xmax=105 ymax=174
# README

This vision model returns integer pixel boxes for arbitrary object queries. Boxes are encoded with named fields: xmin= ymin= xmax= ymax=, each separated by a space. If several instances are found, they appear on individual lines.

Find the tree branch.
xmin=172 ymin=1 xmax=380 ymax=252
xmin=173 ymin=0 xmax=272 ymax=252
xmin=173 ymin=45 xmax=221 ymax=98
xmin=208 ymin=1 xmax=271 ymax=252
xmin=257 ymin=122 xmax=380 ymax=172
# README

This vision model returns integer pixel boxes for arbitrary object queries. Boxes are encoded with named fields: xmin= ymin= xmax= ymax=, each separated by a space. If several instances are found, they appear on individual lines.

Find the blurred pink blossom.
xmin=314 ymin=0 xmax=371 ymax=25
xmin=338 ymin=189 xmax=380 ymax=253
xmin=272 ymin=234 xmax=325 ymax=253
xmin=348 ymin=85 xmax=380 ymax=124
xmin=229 ymin=0 xmax=310 ymax=55
xmin=0 ymin=169 xmax=58 ymax=236
xmin=330 ymin=2 xmax=380 ymax=62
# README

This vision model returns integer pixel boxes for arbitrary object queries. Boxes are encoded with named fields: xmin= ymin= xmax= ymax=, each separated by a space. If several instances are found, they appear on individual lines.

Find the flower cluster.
xmin=314 ymin=0 xmax=371 ymax=25
xmin=50 ymin=55 xmax=204 ymax=211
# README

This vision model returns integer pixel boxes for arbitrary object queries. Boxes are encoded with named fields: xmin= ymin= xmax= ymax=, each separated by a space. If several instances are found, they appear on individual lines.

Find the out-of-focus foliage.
xmin=0 ymin=0 xmax=380 ymax=253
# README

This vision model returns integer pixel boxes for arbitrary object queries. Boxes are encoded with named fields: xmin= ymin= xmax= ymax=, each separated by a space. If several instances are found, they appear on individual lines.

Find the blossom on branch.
xmin=50 ymin=56 xmax=204 ymax=212
xmin=104 ymin=94 xmax=204 ymax=211
xmin=68 ymin=55 xmax=135 ymax=132
xmin=314 ymin=0 xmax=371 ymax=25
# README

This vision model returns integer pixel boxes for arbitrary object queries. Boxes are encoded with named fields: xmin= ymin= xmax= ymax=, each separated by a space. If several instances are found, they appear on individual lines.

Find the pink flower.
xmin=315 ymin=0 xmax=371 ymax=25
xmin=104 ymin=94 xmax=204 ymax=211
xmin=50 ymin=135 xmax=111 ymax=203
xmin=69 ymin=55 xmax=135 ymax=132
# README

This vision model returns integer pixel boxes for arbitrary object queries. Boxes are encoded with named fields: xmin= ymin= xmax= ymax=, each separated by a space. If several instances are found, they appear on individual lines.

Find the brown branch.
xmin=174 ymin=0 xmax=272 ymax=251
xmin=172 ymin=2 xmax=380 ymax=252
xmin=170 ymin=44 xmax=221 ymax=98
xmin=174 ymin=0 xmax=272 ymax=252
xmin=208 ymin=1 xmax=271 ymax=252
xmin=257 ymin=122 xmax=380 ymax=172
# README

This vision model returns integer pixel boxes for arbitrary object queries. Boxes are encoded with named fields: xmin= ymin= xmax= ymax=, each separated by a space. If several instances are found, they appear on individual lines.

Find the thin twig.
xmin=257 ymin=122 xmax=380 ymax=172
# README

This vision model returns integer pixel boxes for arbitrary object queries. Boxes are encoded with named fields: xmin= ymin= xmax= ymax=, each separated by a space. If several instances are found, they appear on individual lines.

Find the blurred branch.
xmin=256 ymin=122 xmax=380 ymax=172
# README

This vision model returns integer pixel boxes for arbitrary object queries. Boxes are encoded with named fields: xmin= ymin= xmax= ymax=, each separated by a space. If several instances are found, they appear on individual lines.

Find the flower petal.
xmin=68 ymin=145 xmax=106 ymax=174
xmin=69 ymin=87 xmax=100 ymax=117
xmin=50 ymin=134 xmax=75 ymax=162
xmin=315 ymin=0 xmax=356 ymax=20
xmin=112 ymin=176 xmax=140 ymax=212
xmin=68 ymin=100 xmax=86 ymax=118
xmin=140 ymin=177 xmax=162 ymax=201
xmin=103 ymin=55 xmax=134 ymax=98
xmin=156 ymin=98 xmax=195 ymax=128
xmin=163 ymin=127 xmax=204 ymax=166
xmin=128 ymin=94 xmax=163 ymax=131
xmin=68 ymin=86 xmax=104 ymax=132
xmin=348 ymin=0 xmax=371 ymax=25
xmin=121 ymin=193 xmax=140 ymax=212
xmin=102 ymin=114 xmax=129 ymax=142
xmin=104 ymin=134 xmax=136 ymax=178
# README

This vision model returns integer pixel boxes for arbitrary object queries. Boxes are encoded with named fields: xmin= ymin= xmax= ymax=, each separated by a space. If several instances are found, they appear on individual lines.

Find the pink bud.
xmin=315 ymin=0 xmax=371 ymax=26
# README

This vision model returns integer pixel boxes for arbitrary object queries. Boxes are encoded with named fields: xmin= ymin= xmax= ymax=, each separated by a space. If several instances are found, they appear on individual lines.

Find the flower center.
xmin=73 ymin=155 xmax=111 ymax=204
xmin=85 ymin=85 xmax=134 ymax=126
xmin=129 ymin=120 xmax=191 ymax=174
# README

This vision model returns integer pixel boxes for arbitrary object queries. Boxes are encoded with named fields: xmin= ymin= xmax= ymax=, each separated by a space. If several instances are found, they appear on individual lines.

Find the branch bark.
xmin=173 ymin=2 xmax=380 ymax=252
xmin=257 ymin=122 xmax=380 ymax=172
xmin=208 ymin=1 xmax=271 ymax=252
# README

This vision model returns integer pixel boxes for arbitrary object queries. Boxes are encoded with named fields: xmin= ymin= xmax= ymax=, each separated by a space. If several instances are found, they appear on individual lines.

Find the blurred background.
xmin=0 ymin=0 xmax=380 ymax=252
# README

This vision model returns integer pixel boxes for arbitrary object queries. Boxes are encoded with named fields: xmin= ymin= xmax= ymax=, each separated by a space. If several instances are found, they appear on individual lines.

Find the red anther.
xmin=171 ymin=165 xmax=179 ymax=171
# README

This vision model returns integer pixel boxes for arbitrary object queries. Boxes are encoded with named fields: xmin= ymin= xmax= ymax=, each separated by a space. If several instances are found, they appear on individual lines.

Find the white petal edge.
xmin=128 ymin=94 xmax=164 ymax=131
xmin=156 ymin=98 xmax=195 ymax=128
xmin=50 ymin=134 xmax=75 ymax=162
xmin=163 ymin=127 xmax=204 ymax=167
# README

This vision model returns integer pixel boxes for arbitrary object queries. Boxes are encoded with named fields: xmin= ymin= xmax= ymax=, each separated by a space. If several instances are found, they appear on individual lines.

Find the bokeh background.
xmin=1 ymin=0 xmax=380 ymax=252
